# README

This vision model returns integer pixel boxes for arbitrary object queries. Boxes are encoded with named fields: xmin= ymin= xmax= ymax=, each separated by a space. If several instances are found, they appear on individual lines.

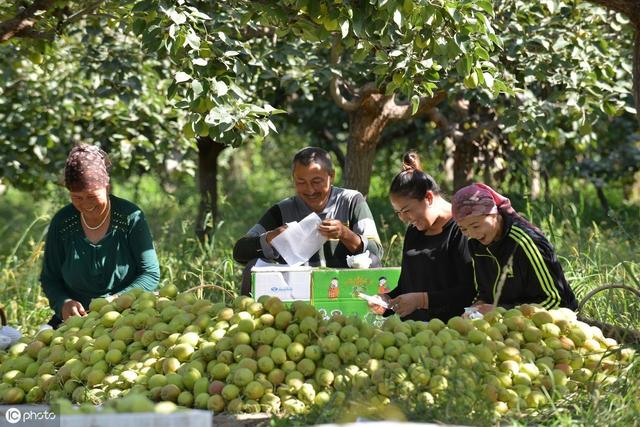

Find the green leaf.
xmin=166 ymin=8 xmax=186 ymax=25
xmin=475 ymin=46 xmax=490 ymax=60
xmin=476 ymin=0 xmax=494 ymax=16
xmin=185 ymin=30 xmax=200 ymax=50
xmin=214 ymin=80 xmax=228 ymax=97
xmin=132 ymin=0 xmax=154 ymax=12
xmin=191 ymin=80 xmax=203 ymax=97
xmin=483 ymin=72 xmax=494 ymax=89
xmin=541 ymin=0 xmax=556 ymax=14
xmin=411 ymin=94 xmax=420 ymax=115
xmin=552 ymin=36 xmax=570 ymax=52
xmin=132 ymin=19 xmax=146 ymax=36
xmin=175 ymin=72 xmax=191 ymax=83
xmin=393 ymin=9 xmax=402 ymax=29
xmin=341 ymin=20 xmax=350 ymax=39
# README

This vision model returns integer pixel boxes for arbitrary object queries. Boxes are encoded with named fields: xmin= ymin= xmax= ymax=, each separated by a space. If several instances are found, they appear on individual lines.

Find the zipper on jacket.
xmin=486 ymin=246 xmax=501 ymax=303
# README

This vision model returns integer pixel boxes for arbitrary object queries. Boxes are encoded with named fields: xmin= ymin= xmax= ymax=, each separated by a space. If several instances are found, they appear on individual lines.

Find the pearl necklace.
xmin=81 ymin=199 xmax=111 ymax=230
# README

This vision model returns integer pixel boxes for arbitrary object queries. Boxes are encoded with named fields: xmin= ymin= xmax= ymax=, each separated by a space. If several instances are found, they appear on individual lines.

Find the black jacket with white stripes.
xmin=468 ymin=210 xmax=577 ymax=310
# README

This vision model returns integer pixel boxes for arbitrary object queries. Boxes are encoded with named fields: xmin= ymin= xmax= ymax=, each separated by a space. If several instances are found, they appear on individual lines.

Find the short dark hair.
xmin=389 ymin=151 xmax=440 ymax=200
xmin=292 ymin=147 xmax=334 ymax=175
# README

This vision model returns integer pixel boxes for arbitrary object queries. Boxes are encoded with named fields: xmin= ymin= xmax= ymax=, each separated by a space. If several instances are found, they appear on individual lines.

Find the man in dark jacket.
xmin=233 ymin=147 xmax=383 ymax=295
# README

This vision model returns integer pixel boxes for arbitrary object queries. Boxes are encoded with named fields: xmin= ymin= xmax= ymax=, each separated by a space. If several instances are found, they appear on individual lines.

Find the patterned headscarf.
xmin=452 ymin=183 xmax=516 ymax=222
xmin=452 ymin=183 xmax=541 ymax=234
xmin=64 ymin=144 xmax=112 ymax=192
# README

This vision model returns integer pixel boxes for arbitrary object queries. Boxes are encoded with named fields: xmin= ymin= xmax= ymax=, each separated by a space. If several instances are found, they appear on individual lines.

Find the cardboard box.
xmin=251 ymin=265 xmax=313 ymax=302
xmin=311 ymin=268 xmax=401 ymax=319
xmin=59 ymin=410 xmax=212 ymax=427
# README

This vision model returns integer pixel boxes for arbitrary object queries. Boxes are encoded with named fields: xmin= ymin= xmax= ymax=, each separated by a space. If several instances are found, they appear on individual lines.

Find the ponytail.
xmin=390 ymin=151 xmax=440 ymax=200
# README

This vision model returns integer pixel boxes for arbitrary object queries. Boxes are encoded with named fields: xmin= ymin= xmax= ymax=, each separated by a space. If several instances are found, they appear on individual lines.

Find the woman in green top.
xmin=40 ymin=144 xmax=160 ymax=328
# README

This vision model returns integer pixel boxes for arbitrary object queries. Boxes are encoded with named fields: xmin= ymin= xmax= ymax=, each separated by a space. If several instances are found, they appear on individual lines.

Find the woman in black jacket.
xmin=451 ymin=183 xmax=577 ymax=315
xmin=368 ymin=152 xmax=476 ymax=321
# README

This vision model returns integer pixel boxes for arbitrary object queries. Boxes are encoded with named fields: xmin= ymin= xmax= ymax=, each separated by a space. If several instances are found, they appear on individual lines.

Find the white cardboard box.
xmin=59 ymin=410 xmax=212 ymax=427
xmin=251 ymin=265 xmax=312 ymax=302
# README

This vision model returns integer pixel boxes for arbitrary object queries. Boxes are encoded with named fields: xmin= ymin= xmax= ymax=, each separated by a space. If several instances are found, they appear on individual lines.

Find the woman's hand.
xmin=62 ymin=300 xmax=87 ymax=320
xmin=318 ymin=219 xmax=345 ymax=240
xmin=473 ymin=303 xmax=496 ymax=315
xmin=368 ymin=293 xmax=391 ymax=315
xmin=389 ymin=292 xmax=428 ymax=318
xmin=266 ymin=225 xmax=288 ymax=244
xmin=462 ymin=301 xmax=494 ymax=318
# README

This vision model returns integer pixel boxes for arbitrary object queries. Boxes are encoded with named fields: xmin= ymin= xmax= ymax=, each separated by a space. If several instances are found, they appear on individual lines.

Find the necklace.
xmin=81 ymin=199 xmax=111 ymax=230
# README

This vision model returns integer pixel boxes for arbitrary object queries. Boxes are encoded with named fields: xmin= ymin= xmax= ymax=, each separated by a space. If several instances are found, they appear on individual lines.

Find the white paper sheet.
xmin=271 ymin=212 xmax=327 ymax=266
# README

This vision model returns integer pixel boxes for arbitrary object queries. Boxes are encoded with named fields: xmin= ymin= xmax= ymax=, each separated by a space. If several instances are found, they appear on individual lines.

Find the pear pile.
xmin=0 ymin=286 xmax=635 ymax=417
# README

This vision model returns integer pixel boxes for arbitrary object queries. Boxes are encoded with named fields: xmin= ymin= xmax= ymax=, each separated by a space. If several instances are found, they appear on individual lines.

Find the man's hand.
xmin=266 ymin=225 xmax=288 ymax=244
xmin=368 ymin=293 xmax=390 ymax=315
xmin=318 ymin=219 xmax=345 ymax=240
xmin=62 ymin=300 xmax=87 ymax=320
xmin=389 ymin=292 xmax=428 ymax=318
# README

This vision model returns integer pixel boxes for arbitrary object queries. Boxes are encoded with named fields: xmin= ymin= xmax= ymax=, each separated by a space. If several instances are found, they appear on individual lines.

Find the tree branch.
xmin=387 ymin=91 xmax=447 ymax=120
xmin=330 ymin=78 xmax=361 ymax=112
xmin=0 ymin=0 xmax=58 ymax=43
xmin=61 ymin=0 xmax=107 ymax=28
xmin=329 ymin=37 xmax=361 ymax=112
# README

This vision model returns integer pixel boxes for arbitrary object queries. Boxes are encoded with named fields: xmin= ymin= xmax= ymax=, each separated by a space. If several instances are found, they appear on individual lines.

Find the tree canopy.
xmin=0 ymin=0 xmax=637 ymax=201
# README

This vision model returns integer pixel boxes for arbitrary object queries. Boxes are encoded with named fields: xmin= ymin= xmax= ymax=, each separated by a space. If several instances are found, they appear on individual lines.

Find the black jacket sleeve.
xmin=233 ymin=205 xmax=283 ymax=264
xmin=514 ymin=238 xmax=566 ymax=310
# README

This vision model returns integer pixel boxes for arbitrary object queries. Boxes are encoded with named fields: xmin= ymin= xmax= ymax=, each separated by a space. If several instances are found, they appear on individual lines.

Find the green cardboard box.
xmin=311 ymin=268 xmax=400 ymax=320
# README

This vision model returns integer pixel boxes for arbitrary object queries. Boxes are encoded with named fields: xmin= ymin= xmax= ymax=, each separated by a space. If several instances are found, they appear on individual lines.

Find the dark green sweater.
xmin=40 ymin=195 xmax=160 ymax=318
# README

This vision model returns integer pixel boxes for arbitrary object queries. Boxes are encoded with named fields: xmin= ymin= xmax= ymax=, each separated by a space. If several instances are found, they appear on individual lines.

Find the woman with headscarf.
xmin=451 ymin=183 xmax=577 ymax=315
xmin=40 ymin=144 xmax=160 ymax=328
xmin=368 ymin=152 xmax=476 ymax=321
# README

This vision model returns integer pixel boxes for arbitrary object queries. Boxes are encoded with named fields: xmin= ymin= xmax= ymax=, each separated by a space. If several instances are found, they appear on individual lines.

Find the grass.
xmin=0 ymin=154 xmax=639 ymax=424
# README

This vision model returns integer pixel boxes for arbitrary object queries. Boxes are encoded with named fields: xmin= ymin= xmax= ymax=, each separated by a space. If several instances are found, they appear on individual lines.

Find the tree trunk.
xmin=343 ymin=97 xmax=390 ymax=196
xmin=344 ymin=135 xmax=379 ymax=196
xmin=482 ymin=148 xmax=494 ymax=188
xmin=593 ymin=179 xmax=610 ymax=214
xmin=442 ymin=136 xmax=455 ymax=189
xmin=453 ymin=137 xmax=476 ymax=191
xmin=543 ymin=169 xmax=550 ymax=201
xmin=530 ymin=156 xmax=541 ymax=200
xmin=634 ymin=25 xmax=640 ymax=123
xmin=195 ymin=137 xmax=227 ymax=242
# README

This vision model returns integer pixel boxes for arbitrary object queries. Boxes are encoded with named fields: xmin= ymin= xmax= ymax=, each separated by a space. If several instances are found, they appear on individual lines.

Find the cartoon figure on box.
xmin=328 ymin=277 xmax=339 ymax=299
xmin=378 ymin=276 xmax=390 ymax=294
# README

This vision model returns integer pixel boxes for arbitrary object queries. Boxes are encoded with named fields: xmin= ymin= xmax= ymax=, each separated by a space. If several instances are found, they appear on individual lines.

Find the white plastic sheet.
xmin=271 ymin=213 xmax=327 ymax=266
